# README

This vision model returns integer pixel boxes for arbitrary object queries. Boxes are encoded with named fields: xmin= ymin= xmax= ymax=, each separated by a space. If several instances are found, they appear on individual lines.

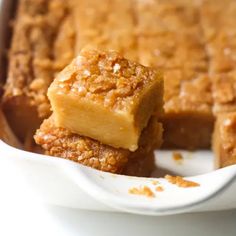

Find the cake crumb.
xmin=155 ymin=186 xmax=164 ymax=192
xmin=172 ymin=152 xmax=183 ymax=164
xmin=152 ymin=180 xmax=159 ymax=185
xmin=165 ymin=175 xmax=200 ymax=188
xmin=129 ymin=186 xmax=155 ymax=198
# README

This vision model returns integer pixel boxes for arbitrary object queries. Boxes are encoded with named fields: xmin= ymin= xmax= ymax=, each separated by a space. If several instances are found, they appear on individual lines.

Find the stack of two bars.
xmin=34 ymin=49 xmax=164 ymax=176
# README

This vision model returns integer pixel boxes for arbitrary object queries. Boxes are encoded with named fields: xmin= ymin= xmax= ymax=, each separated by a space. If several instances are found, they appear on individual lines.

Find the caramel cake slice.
xmin=200 ymin=0 xmax=236 ymax=114
xmin=200 ymin=0 xmax=236 ymax=168
xmin=213 ymin=112 xmax=236 ymax=168
xmin=48 ymin=49 xmax=163 ymax=151
xmin=162 ymin=70 xmax=214 ymax=149
xmin=135 ymin=0 xmax=213 ymax=149
xmin=34 ymin=116 xmax=163 ymax=175
xmin=160 ymin=80 xmax=213 ymax=149
xmin=210 ymin=71 xmax=236 ymax=114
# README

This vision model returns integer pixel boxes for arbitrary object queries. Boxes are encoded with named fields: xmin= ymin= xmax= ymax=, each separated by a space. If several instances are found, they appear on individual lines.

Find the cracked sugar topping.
xmin=54 ymin=49 xmax=161 ymax=111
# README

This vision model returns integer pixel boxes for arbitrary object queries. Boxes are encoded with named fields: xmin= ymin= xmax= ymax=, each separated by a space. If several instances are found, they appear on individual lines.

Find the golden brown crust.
xmin=164 ymin=72 xmax=213 ymax=114
xmin=136 ymin=0 xmax=212 ymax=149
xmin=3 ymin=0 xmax=74 ymax=140
xmin=162 ymin=70 xmax=214 ymax=148
xmin=34 ymin=116 xmax=162 ymax=174
xmin=71 ymin=0 xmax=137 ymax=61
xmin=34 ymin=116 xmax=129 ymax=173
xmin=213 ymin=112 xmax=236 ymax=168
xmin=3 ymin=0 xmax=75 ymax=140
xmin=51 ymin=49 xmax=162 ymax=112
xmin=135 ymin=0 xmax=200 ymax=35
xmin=200 ymin=0 xmax=236 ymax=114
xmin=8 ymin=0 xmax=236 ymax=152
xmin=199 ymin=0 xmax=236 ymax=162
xmin=211 ymin=71 xmax=236 ymax=114
xmin=53 ymin=15 xmax=75 ymax=72
xmin=4 ymin=0 xmax=69 ymax=117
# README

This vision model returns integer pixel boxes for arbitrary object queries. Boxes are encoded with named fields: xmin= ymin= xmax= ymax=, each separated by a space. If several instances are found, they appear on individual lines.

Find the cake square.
xmin=162 ymin=70 xmax=214 ymax=149
xmin=34 ymin=116 xmax=163 ymax=174
xmin=48 ymin=49 xmax=163 ymax=151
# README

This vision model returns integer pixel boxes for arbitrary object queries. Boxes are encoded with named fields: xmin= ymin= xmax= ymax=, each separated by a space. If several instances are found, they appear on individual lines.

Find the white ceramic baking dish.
xmin=1 ymin=0 xmax=236 ymax=216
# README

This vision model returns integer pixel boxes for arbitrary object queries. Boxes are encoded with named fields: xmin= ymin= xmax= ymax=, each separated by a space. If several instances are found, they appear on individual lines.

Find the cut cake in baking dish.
xmin=3 ymin=0 xmax=236 ymax=170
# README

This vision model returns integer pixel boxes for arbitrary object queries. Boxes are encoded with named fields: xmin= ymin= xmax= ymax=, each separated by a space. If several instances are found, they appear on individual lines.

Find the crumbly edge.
xmin=34 ymin=116 xmax=162 ymax=174
xmin=3 ymin=0 xmax=75 ymax=119
xmin=213 ymin=112 xmax=236 ymax=168
xmin=50 ymin=48 xmax=162 ymax=113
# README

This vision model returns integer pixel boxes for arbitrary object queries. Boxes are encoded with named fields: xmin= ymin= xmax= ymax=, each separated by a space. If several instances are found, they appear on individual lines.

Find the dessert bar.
xmin=3 ymin=0 xmax=74 ymax=140
xmin=34 ymin=116 xmax=163 ymax=174
xmin=213 ymin=112 xmax=236 ymax=168
xmin=48 ymin=49 xmax=163 ymax=151
xmin=136 ymin=0 xmax=213 ymax=149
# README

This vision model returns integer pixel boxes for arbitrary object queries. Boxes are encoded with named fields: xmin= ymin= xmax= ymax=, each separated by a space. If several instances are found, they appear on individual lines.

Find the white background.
xmin=0 ymin=202 xmax=236 ymax=236
xmin=0 ymin=180 xmax=236 ymax=236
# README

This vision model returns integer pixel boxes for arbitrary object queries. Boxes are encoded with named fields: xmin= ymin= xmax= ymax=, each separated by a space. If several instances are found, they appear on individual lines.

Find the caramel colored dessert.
xmin=5 ymin=0 xmax=236 ymax=166
xmin=213 ymin=112 xmax=236 ymax=168
xmin=3 ymin=0 xmax=213 ymax=150
xmin=162 ymin=71 xmax=214 ymax=149
xmin=136 ymin=0 xmax=213 ymax=149
xmin=34 ymin=116 xmax=163 ymax=174
xmin=3 ymin=0 xmax=75 ymax=140
xmin=200 ymin=0 xmax=236 ymax=74
xmin=48 ymin=49 xmax=163 ymax=151
xmin=211 ymin=71 xmax=236 ymax=114
xmin=201 ymin=0 xmax=236 ymax=167
xmin=123 ymin=153 xmax=155 ymax=177
xmin=71 ymin=0 xmax=137 ymax=61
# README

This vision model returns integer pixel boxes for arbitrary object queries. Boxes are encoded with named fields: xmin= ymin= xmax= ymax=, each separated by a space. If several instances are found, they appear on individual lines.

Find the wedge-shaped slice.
xmin=213 ymin=112 xmax=236 ymax=168
xmin=34 ymin=116 xmax=163 ymax=174
xmin=48 ymin=49 xmax=163 ymax=151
